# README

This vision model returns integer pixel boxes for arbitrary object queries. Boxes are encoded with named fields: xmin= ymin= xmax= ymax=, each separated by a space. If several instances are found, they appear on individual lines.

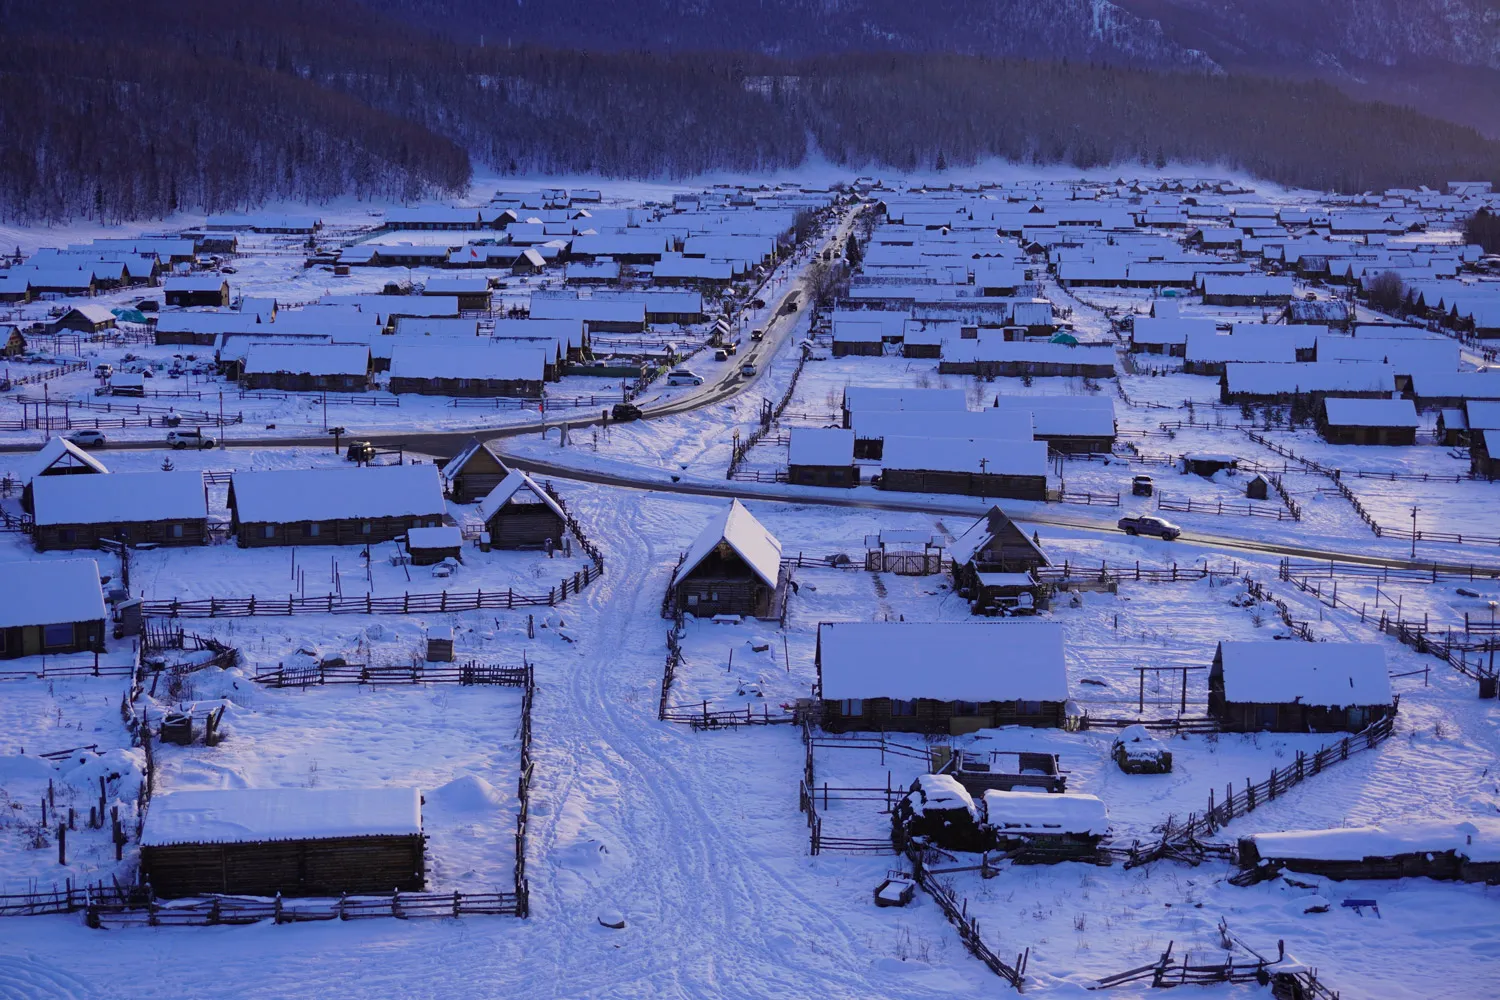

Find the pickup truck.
xmin=1117 ymin=515 xmax=1181 ymax=541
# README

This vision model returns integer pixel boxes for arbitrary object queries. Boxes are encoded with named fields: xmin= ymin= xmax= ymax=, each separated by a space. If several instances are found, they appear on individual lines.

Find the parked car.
xmin=666 ymin=370 xmax=704 ymax=386
xmin=713 ymin=349 xmax=729 ymax=362
xmin=739 ymin=363 xmax=757 ymax=378
xmin=1117 ymin=515 xmax=1181 ymax=540
xmin=166 ymin=429 xmax=216 ymax=450
xmin=66 ymin=430 xmax=107 ymax=449
xmin=750 ymin=328 xmax=765 ymax=341
xmin=1131 ymin=475 xmax=1154 ymax=497
xmin=610 ymin=402 xmax=643 ymax=422
xmin=94 ymin=363 xmax=114 ymax=380
xmin=345 ymin=440 xmax=376 ymax=462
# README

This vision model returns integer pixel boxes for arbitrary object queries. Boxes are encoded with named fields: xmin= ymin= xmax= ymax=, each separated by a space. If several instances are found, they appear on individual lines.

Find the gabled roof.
xmin=673 ymin=499 xmax=782 ymax=589
xmin=1322 ymin=397 xmax=1419 ymax=429
xmin=948 ymin=506 xmax=1047 ymax=567
xmin=1215 ymin=641 xmax=1391 ymax=707
xmin=440 ymin=438 xmax=509 ymax=487
xmin=475 ymin=470 xmax=566 ymax=524
xmin=21 ymin=437 xmax=109 ymax=481
xmin=32 ymin=470 xmax=207 ymax=526
xmin=230 ymin=465 xmax=445 ymax=523
xmin=0 ymin=558 xmax=107 ymax=628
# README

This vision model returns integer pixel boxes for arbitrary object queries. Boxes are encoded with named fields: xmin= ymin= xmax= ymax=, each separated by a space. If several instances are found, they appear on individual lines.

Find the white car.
xmin=167 ymin=429 xmax=216 ymax=450
xmin=739 ymin=363 xmax=757 ymax=378
xmin=66 ymin=430 xmax=107 ymax=449
xmin=666 ymin=370 xmax=704 ymax=386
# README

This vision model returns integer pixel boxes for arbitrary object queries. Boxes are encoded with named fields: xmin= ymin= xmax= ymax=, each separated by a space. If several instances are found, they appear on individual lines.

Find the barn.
xmin=440 ymin=438 xmax=512 ymax=503
xmin=1317 ymin=397 xmax=1420 ymax=446
xmin=668 ymin=499 xmax=782 ymax=619
xmin=816 ymin=620 xmax=1070 ymax=734
xmin=228 ymin=465 xmax=447 ymax=547
xmin=878 ymin=436 xmax=1048 ymax=501
xmin=1208 ymin=641 xmax=1395 ymax=733
xmin=163 ymin=275 xmax=230 ymax=308
xmin=140 ymin=787 xmax=425 ymax=898
xmin=787 ymin=428 xmax=858 ymax=488
xmin=31 ymin=471 xmax=209 ymax=551
xmin=0 ymin=558 xmax=107 ymax=659
xmin=475 ymin=471 xmax=569 ymax=549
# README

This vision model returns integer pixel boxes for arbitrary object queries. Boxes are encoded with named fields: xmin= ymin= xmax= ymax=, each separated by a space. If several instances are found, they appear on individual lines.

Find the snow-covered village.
xmin=0 ymin=170 xmax=1498 ymax=999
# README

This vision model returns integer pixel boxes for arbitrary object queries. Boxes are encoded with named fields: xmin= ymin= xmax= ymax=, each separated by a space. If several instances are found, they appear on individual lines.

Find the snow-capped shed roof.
xmin=475 ymin=470 xmax=567 ymax=524
xmin=32 ymin=471 xmax=207 ymax=526
xmin=389 ymin=344 xmax=545 ymax=382
xmin=1214 ymin=641 xmax=1392 ymax=707
xmin=880 ymin=436 xmax=1048 ymax=476
xmin=21 ymin=437 xmax=109 ymax=481
xmin=817 ymin=621 xmax=1068 ymax=702
xmin=673 ymin=499 xmax=782 ymax=590
xmin=843 ymin=386 xmax=967 ymax=415
xmin=0 ymin=558 xmax=106 ymax=628
xmin=989 ymin=396 xmax=1115 ymax=439
xmin=1321 ymin=397 xmax=1419 ymax=428
xmin=788 ymin=427 xmax=854 ymax=467
xmin=243 ymin=344 xmax=370 ymax=377
xmin=983 ymin=790 xmax=1108 ymax=836
xmin=406 ymin=526 xmax=463 ymax=550
xmin=1408 ymin=371 xmax=1500 ymax=401
xmin=948 ymin=506 xmax=1047 ymax=567
xmin=141 ymin=787 xmax=422 ymax=847
xmin=230 ymin=465 xmax=445 ymax=523
xmin=1245 ymin=819 xmax=1500 ymax=864
xmin=908 ymin=774 xmax=977 ymax=820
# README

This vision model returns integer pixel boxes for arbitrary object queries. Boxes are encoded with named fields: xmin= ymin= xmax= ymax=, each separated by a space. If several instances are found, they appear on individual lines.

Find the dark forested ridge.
xmin=3 ymin=0 xmax=1500 ymax=223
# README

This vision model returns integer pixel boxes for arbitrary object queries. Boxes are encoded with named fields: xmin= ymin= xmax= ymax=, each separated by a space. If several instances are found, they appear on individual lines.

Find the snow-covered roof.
xmin=975 ymin=572 xmax=1037 ymax=587
xmin=389 ymin=344 xmax=545 ymax=381
xmin=164 ymin=275 xmax=228 ymax=292
xmin=141 ymin=787 xmax=422 ymax=847
xmin=475 ymin=470 xmax=567 ymax=524
xmin=21 ymin=437 xmax=109 ymax=481
xmin=880 ymin=436 xmax=1048 ymax=476
xmin=441 ymin=437 xmax=508 ymax=486
xmin=989 ymin=396 xmax=1115 ymax=438
xmin=788 ymin=427 xmax=854 ymax=467
xmin=843 ymin=386 xmax=967 ymax=414
xmin=243 ymin=344 xmax=370 ymax=377
xmin=908 ymin=774 xmax=977 ymax=820
xmin=948 ymin=507 xmax=1047 ymax=567
xmin=1224 ymin=362 xmax=1395 ymax=396
xmin=406 ymin=525 xmax=463 ymax=550
xmin=1215 ymin=641 xmax=1392 ymax=707
xmin=1131 ymin=317 xmax=1217 ymax=346
xmin=1185 ymin=332 xmax=1297 ymax=364
xmin=673 ymin=499 xmax=782 ymax=590
xmin=230 ymin=465 xmax=445 ymax=523
xmin=32 ymin=471 xmax=206 ymax=526
xmin=817 ymin=621 xmax=1068 ymax=701
xmin=0 ymin=558 xmax=106 ymax=628
xmin=852 ymin=409 xmax=1032 ymax=443
xmin=1247 ymin=819 xmax=1500 ymax=864
xmin=1408 ymin=371 xmax=1500 ymax=401
xmin=1466 ymin=400 xmax=1500 ymax=430
xmin=1322 ymin=397 xmax=1419 ymax=429
xmin=982 ymin=790 xmax=1108 ymax=836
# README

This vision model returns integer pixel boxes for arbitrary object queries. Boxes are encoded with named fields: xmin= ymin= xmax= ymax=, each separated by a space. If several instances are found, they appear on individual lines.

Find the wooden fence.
xmin=86 ymin=889 xmax=521 ymax=927
xmin=254 ymin=659 xmax=532 ymax=688
xmin=1056 ymin=489 xmax=1121 ymax=507
xmin=725 ymin=349 xmax=809 ymax=479
xmin=0 ymin=360 xmax=87 ymax=387
xmin=1156 ymin=493 xmax=1294 ymax=521
xmin=1093 ymin=932 xmax=1340 ymax=998
xmin=913 ymin=863 xmax=1028 ymax=989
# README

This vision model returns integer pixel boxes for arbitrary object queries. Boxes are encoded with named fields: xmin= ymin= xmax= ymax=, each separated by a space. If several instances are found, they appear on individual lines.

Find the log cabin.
xmin=475 ymin=471 xmax=569 ymax=549
xmin=816 ymin=620 xmax=1069 ymax=734
xmin=0 ymin=558 xmax=107 ymax=659
xmin=30 ymin=471 xmax=209 ymax=551
xmin=1237 ymin=821 xmax=1500 ymax=884
xmin=878 ymin=436 xmax=1048 ymax=501
xmin=439 ymin=438 xmax=512 ymax=504
xmin=241 ymin=344 xmax=372 ymax=392
xmin=1317 ymin=397 xmax=1420 ymax=446
xmin=1208 ymin=641 xmax=1395 ymax=733
xmin=140 ymin=788 xmax=425 ymax=898
xmin=163 ymin=275 xmax=230 ymax=308
xmin=668 ymin=499 xmax=782 ymax=619
xmin=787 ymin=428 xmax=857 ymax=488
xmin=388 ymin=344 xmax=546 ymax=398
xmin=18 ymin=437 xmax=109 ymax=513
xmin=228 ymin=465 xmax=447 ymax=547
xmin=948 ymin=505 xmax=1050 ymax=607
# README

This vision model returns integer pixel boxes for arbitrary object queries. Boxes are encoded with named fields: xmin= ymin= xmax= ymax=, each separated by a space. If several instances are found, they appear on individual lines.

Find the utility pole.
xmin=218 ymin=390 xmax=225 ymax=449
xmin=1410 ymin=505 xmax=1419 ymax=561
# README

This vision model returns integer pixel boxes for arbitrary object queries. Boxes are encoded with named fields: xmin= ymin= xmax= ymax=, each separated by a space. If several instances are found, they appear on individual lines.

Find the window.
xmin=709 ymin=591 xmax=719 ymax=602
xmin=306 ymin=522 xmax=320 ymax=537
xmin=955 ymin=701 xmax=981 ymax=716
xmin=841 ymin=699 xmax=863 ymax=717
xmin=361 ymin=522 xmax=372 ymax=535
xmin=59 ymin=529 xmax=76 ymax=544
xmin=686 ymin=594 xmax=699 ymax=607
xmin=171 ymin=523 xmax=183 ymax=538
xmin=890 ymin=699 xmax=916 ymax=717
xmin=43 ymin=623 xmax=74 ymax=649
xmin=1255 ymin=705 xmax=1278 ymax=729
xmin=263 ymin=525 xmax=276 ymax=539
xmin=1018 ymin=700 xmax=1043 ymax=717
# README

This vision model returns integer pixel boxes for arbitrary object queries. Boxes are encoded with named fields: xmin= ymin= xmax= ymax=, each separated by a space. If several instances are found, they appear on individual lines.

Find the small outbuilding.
xmin=139 ymin=787 xmax=425 ymax=898
xmin=668 ymin=499 xmax=782 ymax=619
xmin=1317 ymin=397 xmax=1420 ymax=446
xmin=0 ymin=558 xmax=107 ymax=659
xmin=1208 ymin=641 xmax=1395 ymax=733
xmin=949 ymin=506 xmax=1050 ymax=609
xmin=406 ymin=526 xmax=464 ymax=565
xmin=475 ymin=471 xmax=569 ymax=549
xmin=787 ymin=427 xmax=857 ymax=488
xmin=1237 ymin=820 xmax=1500 ymax=884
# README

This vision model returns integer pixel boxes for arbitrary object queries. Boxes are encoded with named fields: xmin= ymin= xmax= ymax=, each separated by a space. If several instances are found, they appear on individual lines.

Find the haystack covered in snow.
xmin=668 ymin=499 xmax=782 ymax=619
xmin=893 ymin=773 xmax=987 ymax=853
xmin=140 ymin=787 xmax=425 ymax=898
xmin=816 ymin=621 xmax=1069 ymax=733
xmin=0 ymin=558 xmax=107 ymax=659
xmin=1208 ymin=641 xmax=1394 ymax=733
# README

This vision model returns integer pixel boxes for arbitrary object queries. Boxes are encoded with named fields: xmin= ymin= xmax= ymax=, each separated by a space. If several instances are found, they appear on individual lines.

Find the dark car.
xmin=345 ymin=441 xmax=376 ymax=462
xmin=611 ymin=402 xmax=643 ymax=422
xmin=1117 ymin=515 xmax=1181 ymax=540
xmin=1131 ymin=475 xmax=1155 ymax=497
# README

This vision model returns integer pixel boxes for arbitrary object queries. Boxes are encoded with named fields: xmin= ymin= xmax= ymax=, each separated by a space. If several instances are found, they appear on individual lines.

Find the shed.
xmin=878 ymin=436 xmax=1048 ymax=501
xmin=139 ymin=787 xmax=424 ymax=898
xmin=1317 ymin=397 xmax=1420 ymax=446
xmin=0 ymin=558 xmax=107 ymax=659
xmin=983 ymin=790 xmax=1109 ymax=859
xmin=787 ymin=428 xmax=857 ymax=488
xmin=1237 ymin=820 xmax=1500 ymax=884
xmin=405 ymin=525 xmax=463 ymax=566
xmin=31 ymin=471 xmax=209 ymax=551
xmin=475 ymin=471 xmax=569 ymax=549
xmin=228 ymin=465 xmax=446 ymax=547
xmin=163 ymin=276 xmax=230 ymax=308
xmin=816 ymin=620 xmax=1069 ymax=734
xmin=1208 ymin=641 xmax=1395 ymax=733
xmin=53 ymin=305 xmax=116 ymax=334
xmin=669 ymin=500 xmax=782 ymax=619
xmin=439 ymin=438 xmax=511 ymax=504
